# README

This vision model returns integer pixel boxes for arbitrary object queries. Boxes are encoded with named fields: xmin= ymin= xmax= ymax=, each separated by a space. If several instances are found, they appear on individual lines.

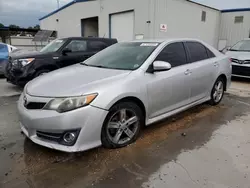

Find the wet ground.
xmin=1 ymin=78 xmax=250 ymax=188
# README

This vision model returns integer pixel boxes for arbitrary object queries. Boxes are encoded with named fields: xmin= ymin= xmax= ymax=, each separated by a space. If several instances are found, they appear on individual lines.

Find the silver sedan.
xmin=18 ymin=39 xmax=231 ymax=152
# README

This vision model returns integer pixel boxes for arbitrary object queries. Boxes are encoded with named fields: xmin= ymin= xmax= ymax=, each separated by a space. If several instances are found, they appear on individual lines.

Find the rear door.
xmin=146 ymin=42 xmax=192 ymax=119
xmin=184 ymin=41 xmax=218 ymax=102
xmin=60 ymin=39 xmax=89 ymax=67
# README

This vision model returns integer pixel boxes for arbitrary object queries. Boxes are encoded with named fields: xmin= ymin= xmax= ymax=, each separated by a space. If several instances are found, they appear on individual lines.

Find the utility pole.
xmin=57 ymin=0 xmax=60 ymax=9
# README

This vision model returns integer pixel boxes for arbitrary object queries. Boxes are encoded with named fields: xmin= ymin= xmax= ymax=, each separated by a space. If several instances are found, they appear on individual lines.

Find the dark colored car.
xmin=5 ymin=37 xmax=117 ymax=86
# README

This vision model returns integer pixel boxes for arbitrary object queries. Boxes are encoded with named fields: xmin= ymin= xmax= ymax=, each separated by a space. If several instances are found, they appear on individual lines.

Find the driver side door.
xmin=59 ymin=39 xmax=89 ymax=67
xmin=146 ymin=42 xmax=192 ymax=119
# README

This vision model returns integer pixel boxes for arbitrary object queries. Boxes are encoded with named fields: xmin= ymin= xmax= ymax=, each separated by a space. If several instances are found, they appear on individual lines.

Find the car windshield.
xmin=230 ymin=40 xmax=250 ymax=52
xmin=82 ymin=42 xmax=159 ymax=70
xmin=40 ymin=39 xmax=67 ymax=53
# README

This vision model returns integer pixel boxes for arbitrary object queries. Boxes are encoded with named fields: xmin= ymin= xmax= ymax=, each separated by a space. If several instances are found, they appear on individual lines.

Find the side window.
xmin=185 ymin=42 xmax=208 ymax=62
xmin=0 ymin=44 xmax=8 ymax=53
xmin=206 ymin=48 xmax=216 ymax=58
xmin=65 ymin=40 xmax=87 ymax=52
xmin=89 ymin=41 xmax=108 ymax=51
xmin=155 ymin=42 xmax=187 ymax=68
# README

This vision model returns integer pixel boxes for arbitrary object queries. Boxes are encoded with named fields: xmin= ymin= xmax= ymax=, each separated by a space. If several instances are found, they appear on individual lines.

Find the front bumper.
xmin=5 ymin=61 xmax=35 ymax=85
xmin=18 ymin=93 xmax=109 ymax=152
xmin=232 ymin=63 xmax=250 ymax=78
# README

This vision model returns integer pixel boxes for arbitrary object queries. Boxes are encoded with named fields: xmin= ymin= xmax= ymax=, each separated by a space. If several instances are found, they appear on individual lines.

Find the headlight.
xmin=18 ymin=58 xmax=35 ymax=66
xmin=43 ymin=94 xmax=98 ymax=113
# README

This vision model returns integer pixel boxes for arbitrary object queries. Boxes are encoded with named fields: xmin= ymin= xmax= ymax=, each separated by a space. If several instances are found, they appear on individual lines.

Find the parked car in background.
xmin=0 ymin=43 xmax=17 ymax=75
xmin=18 ymin=39 xmax=231 ymax=152
xmin=5 ymin=37 xmax=117 ymax=86
xmin=225 ymin=39 xmax=250 ymax=78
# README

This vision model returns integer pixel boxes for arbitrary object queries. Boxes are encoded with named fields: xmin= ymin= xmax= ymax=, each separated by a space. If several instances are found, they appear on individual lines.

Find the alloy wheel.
xmin=106 ymin=109 xmax=139 ymax=145
xmin=213 ymin=80 xmax=224 ymax=103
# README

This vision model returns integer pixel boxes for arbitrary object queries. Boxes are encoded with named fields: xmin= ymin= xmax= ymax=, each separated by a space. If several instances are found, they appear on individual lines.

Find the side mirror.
xmin=62 ymin=48 xmax=72 ymax=55
xmin=153 ymin=61 xmax=171 ymax=72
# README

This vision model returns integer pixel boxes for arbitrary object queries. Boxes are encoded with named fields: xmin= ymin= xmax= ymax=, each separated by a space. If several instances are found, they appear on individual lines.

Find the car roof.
xmin=59 ymin=37 xmax=117 ymax=41
xmin=131 ymin=38 xmax=205 ymax=43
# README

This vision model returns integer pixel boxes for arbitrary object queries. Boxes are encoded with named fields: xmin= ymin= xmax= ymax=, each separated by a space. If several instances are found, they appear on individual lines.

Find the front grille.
xmin=231 ymin=58 xmax=250 ymax=64
xmin=232 ymin=65 xmax=250 ymax=77
xmin=25 ymin=102 xmax=46 ymax=110
xmin=231 ymin=58 xmax=239 ymax=64
xmin=245 ymin=60 xmax=250 ymax=64
xmin=36 ymin=131 xmax=63 ymax=142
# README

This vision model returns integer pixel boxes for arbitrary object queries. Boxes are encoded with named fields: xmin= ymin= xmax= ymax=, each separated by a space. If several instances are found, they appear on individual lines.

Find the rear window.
xmin=0 ymin=44 xmax=8 ymax=60
xmin=206 ymin=48 xmax=216 ymax=58
xmin=185 ymin=42 xmax=208 ymax=62
xmin=89 ymin=41 xmax=108 ymax=51
xmin=0 ymin=44 xmax=8 ymax=53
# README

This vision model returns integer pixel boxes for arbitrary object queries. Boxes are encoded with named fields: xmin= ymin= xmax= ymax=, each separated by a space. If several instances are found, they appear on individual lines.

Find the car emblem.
xmin=240 ymin=60 xmax=245 ymax=64
xmin=23 ymin=95 xmax=28 ymax=106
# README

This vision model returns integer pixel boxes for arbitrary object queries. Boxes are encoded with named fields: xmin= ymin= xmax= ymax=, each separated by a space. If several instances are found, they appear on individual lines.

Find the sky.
xmin=0 ymin=0 xmax=250 ymax=28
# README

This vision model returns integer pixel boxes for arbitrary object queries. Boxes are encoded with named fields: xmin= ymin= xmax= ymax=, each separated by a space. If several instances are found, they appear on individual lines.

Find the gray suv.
xmin=18 ymin=39 xmax=231 ymax=152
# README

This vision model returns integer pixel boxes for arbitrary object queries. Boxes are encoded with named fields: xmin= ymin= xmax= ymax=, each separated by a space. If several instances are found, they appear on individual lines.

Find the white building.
xmin=40 ymin=0 xmax=250 ymax=49
xmin=219 ymin=8 xmax=250 ymax=49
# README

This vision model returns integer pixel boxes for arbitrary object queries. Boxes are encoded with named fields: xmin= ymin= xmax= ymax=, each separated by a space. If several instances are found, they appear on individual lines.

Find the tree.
xmin=28 ymin=27 xmax=33 ymax=29
xmin=0 ymin=23 xmax=4 ymax=28
xmin=34 ymin=25 xmax=40 ymax=30
xmin=9 ymin=24 xmax=20 ymax=29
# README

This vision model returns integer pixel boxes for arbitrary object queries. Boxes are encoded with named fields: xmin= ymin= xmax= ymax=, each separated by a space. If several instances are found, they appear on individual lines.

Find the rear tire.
xmin=209 ymin=77 xmax=225 ymax=106
xmin=101 ymin=102 xmax=144 ymax=149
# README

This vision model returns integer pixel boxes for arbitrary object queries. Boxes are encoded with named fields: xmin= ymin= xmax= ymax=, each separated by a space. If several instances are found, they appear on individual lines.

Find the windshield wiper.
xmin=229 ymin=49 xmax=238 ymax=51
xmin=89 ymin=65 xmax=108 ymax=68
xmin=81 ymin=63 xmax=89 ymax=66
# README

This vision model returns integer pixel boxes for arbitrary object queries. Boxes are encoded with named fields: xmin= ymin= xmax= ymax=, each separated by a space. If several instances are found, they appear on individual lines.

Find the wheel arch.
xmin=217 ymin=74 xmax=227 ymax=91
xmin=109 ymin=96 xmax=146 ymax=122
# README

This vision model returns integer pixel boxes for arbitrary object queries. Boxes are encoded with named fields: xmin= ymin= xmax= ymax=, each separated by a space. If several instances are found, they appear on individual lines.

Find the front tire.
xmin=101 ymin=102 xmax=144 ymax=149
xmin=209 ymin=77 xmax=225 ymax=106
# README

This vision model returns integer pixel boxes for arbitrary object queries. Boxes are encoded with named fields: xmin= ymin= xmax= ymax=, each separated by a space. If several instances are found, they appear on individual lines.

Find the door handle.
xmin=184 ymin=69 xmax=192 ymax=75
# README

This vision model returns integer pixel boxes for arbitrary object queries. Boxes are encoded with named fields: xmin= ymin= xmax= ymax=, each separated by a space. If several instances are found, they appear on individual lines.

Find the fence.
xmin=5 ymin=36 xmax=55 ymax=51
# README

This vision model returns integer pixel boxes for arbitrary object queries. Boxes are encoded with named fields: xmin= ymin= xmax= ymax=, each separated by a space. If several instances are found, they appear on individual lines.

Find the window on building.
xmin=155 ymin=42 xmax=187 ymax=68
xmin=234 ymin=16 xmax=244 ymax=23
xmin=66 ymin=40 xmax=87 ymax=52
xmin=185 ymin=42 xmax=208 ymax=62
xmin=201 ymin=11 xmax=206 ymax=22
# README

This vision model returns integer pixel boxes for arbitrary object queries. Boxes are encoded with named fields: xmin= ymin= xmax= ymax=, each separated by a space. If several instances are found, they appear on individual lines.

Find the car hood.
xmin=26 ymin=64 xmax=131 ymax=97
xmin=225 ymin=51 xmax=250 ymax=60
xmin=10 ymin=50 xmax=53 ymax=60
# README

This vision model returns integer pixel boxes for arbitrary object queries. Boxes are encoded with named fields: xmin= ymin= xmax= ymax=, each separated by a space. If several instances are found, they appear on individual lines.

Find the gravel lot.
xmin=0 ymin=77 xmax=250 ymax=188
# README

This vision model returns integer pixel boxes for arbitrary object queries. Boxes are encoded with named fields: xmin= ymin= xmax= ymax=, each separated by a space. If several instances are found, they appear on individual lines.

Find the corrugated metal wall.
xmin=220 ymin=11 xmax=250 ymax=47
xmin=152 ymin=0 xmax=221 ymax=47
xmin=40 ymin=0 xmax=221 ymax=47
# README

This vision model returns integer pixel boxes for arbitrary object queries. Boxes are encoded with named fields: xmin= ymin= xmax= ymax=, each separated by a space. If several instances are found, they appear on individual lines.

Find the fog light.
xmin=60 ymin=129 xmax=80 ymax=146
xmin=63 ymin=132 xmax=76 ymax=143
